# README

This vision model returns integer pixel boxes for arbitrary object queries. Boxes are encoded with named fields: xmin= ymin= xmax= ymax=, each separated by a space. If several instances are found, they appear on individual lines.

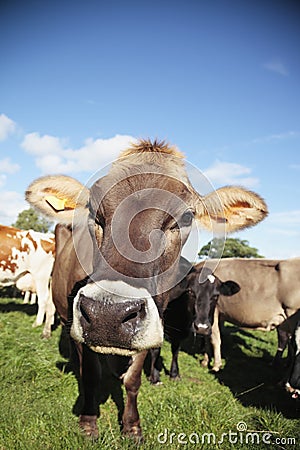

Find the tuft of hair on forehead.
xmin=108 ymin=138 xmax=190 ymax=186
xmin=118 ymin=138 xmax=185 ymax=160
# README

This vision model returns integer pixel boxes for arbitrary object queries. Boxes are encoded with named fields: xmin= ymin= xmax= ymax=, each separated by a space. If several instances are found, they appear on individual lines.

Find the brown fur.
xmin=119 ymin=138 xmax=185 ymax=159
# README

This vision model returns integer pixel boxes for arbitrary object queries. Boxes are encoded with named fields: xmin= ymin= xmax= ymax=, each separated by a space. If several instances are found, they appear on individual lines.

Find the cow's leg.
xmin=273 ymin=326 xmax=290 ymax=367
xmin=79 ymin=344 xmax=101 ymax=439
xmin=201 ymin=336 xmax=212 ymax=368
xmin=41 ymin=284 xmax=55 ymax=339
xmin=32 ymin=277 xmax=49 ymax=327
xmin=122 ymin=350 xmax=147 ymax=442
xmin=23 ymin=291 xmax=30 ymax=304
xmin=149 ymin=348 xmax=162 ymax=384
xmin=210 ymin=310 xmax=222 ymax=372
xmin=286 ymin=334 xmax=294 ymax=367
xmin=41 ymin=280 xmax=55 ymax=339
xmin=30 ymin=292 xmax=37 ymax=305
xmin=169 ymin=339 xmax=181 ymax=380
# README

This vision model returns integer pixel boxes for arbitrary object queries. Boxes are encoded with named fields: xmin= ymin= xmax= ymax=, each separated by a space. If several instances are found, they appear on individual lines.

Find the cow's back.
xmin=196 ymin=259 xmax=284 ymax=329
xmin=0 ymin=225 xmax=29 ymax=283
xmin=277 ymin=258 xmax=300 ymax=313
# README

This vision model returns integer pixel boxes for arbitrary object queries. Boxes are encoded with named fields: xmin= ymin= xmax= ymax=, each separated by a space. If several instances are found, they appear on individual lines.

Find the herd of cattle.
xmin=1 ymin=139 xmax=300 ymax=441
xmin=0 ymin=225 xmax=55 ymax=338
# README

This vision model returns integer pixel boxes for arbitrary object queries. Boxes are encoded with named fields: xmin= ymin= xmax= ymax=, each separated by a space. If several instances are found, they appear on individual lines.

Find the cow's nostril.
xmin=193 ymin=321 xmax=211 ymax=336
xmin=122 ymin=311 xmax=139 ymax=323
xmin=80 ymin=303 xmax=91 ymax=324
xmin=122 ymin=302 xmax=146 ymax=324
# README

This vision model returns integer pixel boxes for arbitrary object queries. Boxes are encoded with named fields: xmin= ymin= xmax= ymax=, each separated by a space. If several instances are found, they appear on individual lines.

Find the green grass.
xmin=0 ymin=297 xmax=299 ymax=449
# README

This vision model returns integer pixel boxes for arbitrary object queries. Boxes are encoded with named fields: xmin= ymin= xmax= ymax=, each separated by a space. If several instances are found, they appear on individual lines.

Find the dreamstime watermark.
xmin=157 ymin=422 xmax=296 ymax=446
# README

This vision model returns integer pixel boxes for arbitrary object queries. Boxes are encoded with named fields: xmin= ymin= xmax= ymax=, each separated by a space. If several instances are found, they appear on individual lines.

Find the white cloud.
xmin=269 ymin=209 xmax=300 ymax=227
xmin=263 ymin=58 xmax=289 ymax=76
xmin=0 ymin=190 xmax=27 ymax=225
xmin=233 ymin=210 xmax=300 ymax=259
xmin=0 ymin=158 xmax=20 ymax=188
xmin=262 ymin=210 xmax=300 ymax=239
xmin=251 ymin=131 xmax=298 ymax=145
xmin=0 ymin=114 xmax=16 ymax=141
xmin=22 ymin=132 xmax=67 ymax=155
xmin=21 ymin=132 xmax=136 ymax=174
xmin=0 ymin=174 xmax=6 ymax=188
xmin=267 ymin=228 xmax=300 ymax=237
xmin=0 ymin=157 xmax=20 ymax=174
xmin=267 ymin=210 xmax=300 ymax=227
xmin=202 ymin=160 xmax=259 ymax=188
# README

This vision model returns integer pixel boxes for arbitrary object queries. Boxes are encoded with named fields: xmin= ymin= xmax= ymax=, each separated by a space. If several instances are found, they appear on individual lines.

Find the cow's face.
xmin=71 ymin=172 xmax=197 ymax=354
xmin=89 ymin=173 xmax=195 ymax=289
xmin=25 ymin=140 xmax=267 ymax=355
xmin=188 ymin=269 xmax=240 ymax=336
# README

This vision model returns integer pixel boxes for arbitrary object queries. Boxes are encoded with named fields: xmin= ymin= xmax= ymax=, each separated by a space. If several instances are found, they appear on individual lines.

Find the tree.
xmin=11 ymin=208 xmax=53 ymax=233
xmin=198 ymin=237 xmax=264 ymax=259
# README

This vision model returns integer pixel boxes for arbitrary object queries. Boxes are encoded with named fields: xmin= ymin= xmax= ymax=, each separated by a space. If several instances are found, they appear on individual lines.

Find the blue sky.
xmin=0 ymin=0 xmax=299 ymax=259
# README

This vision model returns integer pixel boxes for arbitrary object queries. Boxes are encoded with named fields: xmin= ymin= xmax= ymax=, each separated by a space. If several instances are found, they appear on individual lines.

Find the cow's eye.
xmin=181 ymin=210 xmax=194 ymax=227
xmin=170 ymin=210 xmax=194 ymax=231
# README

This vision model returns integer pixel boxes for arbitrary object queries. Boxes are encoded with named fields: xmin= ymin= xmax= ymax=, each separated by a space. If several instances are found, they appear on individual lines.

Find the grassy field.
xmin=0 ymin=296 xmax=299 ymax=450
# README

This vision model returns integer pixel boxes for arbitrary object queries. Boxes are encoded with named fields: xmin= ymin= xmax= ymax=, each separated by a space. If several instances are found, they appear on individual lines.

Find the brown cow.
xmin=200 ymin=257 xmax=300 ymax=371
xmin=25 ymin=139 xmax=267 ymax=441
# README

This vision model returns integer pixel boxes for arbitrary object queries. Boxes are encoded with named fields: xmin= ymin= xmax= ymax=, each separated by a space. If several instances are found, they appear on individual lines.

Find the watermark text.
xmin=157 ymin=422 xmax=296 ymax=446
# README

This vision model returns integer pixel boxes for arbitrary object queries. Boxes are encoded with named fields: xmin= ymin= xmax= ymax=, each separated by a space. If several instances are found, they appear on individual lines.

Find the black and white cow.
xmin=285 ymin=312 xmax=300 ymax=399
xmin=149 ymin=264 xmax=240 ymax=383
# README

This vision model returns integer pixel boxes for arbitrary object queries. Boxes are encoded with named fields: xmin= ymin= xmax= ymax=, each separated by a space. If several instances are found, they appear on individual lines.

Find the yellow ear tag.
xmin=45 ymin=195 xmax=67 ymax=211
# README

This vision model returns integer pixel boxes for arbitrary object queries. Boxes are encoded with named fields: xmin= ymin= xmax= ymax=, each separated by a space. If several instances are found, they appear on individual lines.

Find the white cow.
xmin=0 ymin=224 xmax=55 ymax=338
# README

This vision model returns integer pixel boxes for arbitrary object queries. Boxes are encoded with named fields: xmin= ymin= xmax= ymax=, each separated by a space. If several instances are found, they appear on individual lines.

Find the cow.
xmin=0 ymin=224 xmax=55 ymax=338
xmin=25 ymin=139 xmax=268 ymax=441
xmin=199 ymin=257 xmax=300 ymax=372
xmin=285 ymin=312 xmax=300 ymax=399
xmin=16 ymin=272 xmax=37 ymax=304
xmin=149 ymin=262 xmax=240 ymax=384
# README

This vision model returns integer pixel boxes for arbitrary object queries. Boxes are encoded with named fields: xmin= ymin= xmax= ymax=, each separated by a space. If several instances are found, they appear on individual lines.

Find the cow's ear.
xmin=219 ymin=280 xmax=240 ymax=296
xmin=25 ymin=175 xmax=89 ymax=225
xmin=195 ymin=186 xmax=268 ymax=233
xmin=179 ymin=277 xmax=190 ymax=290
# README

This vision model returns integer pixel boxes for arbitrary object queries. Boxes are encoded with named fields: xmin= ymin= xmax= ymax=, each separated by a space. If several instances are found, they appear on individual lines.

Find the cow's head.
xmin=186 ymin=267 xmax=240 ymax=336
xmin=25 ymin=139 xmax=267 ymax=355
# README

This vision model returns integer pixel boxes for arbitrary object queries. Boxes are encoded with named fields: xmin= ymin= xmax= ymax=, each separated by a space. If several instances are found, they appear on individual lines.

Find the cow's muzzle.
xmin=70 ymin=280 xmax=164 ymax=355
xmin=79 ymin=294 xmax=146 ymax=336
xmin=192 ymin=320 xmax=212 ymax=336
